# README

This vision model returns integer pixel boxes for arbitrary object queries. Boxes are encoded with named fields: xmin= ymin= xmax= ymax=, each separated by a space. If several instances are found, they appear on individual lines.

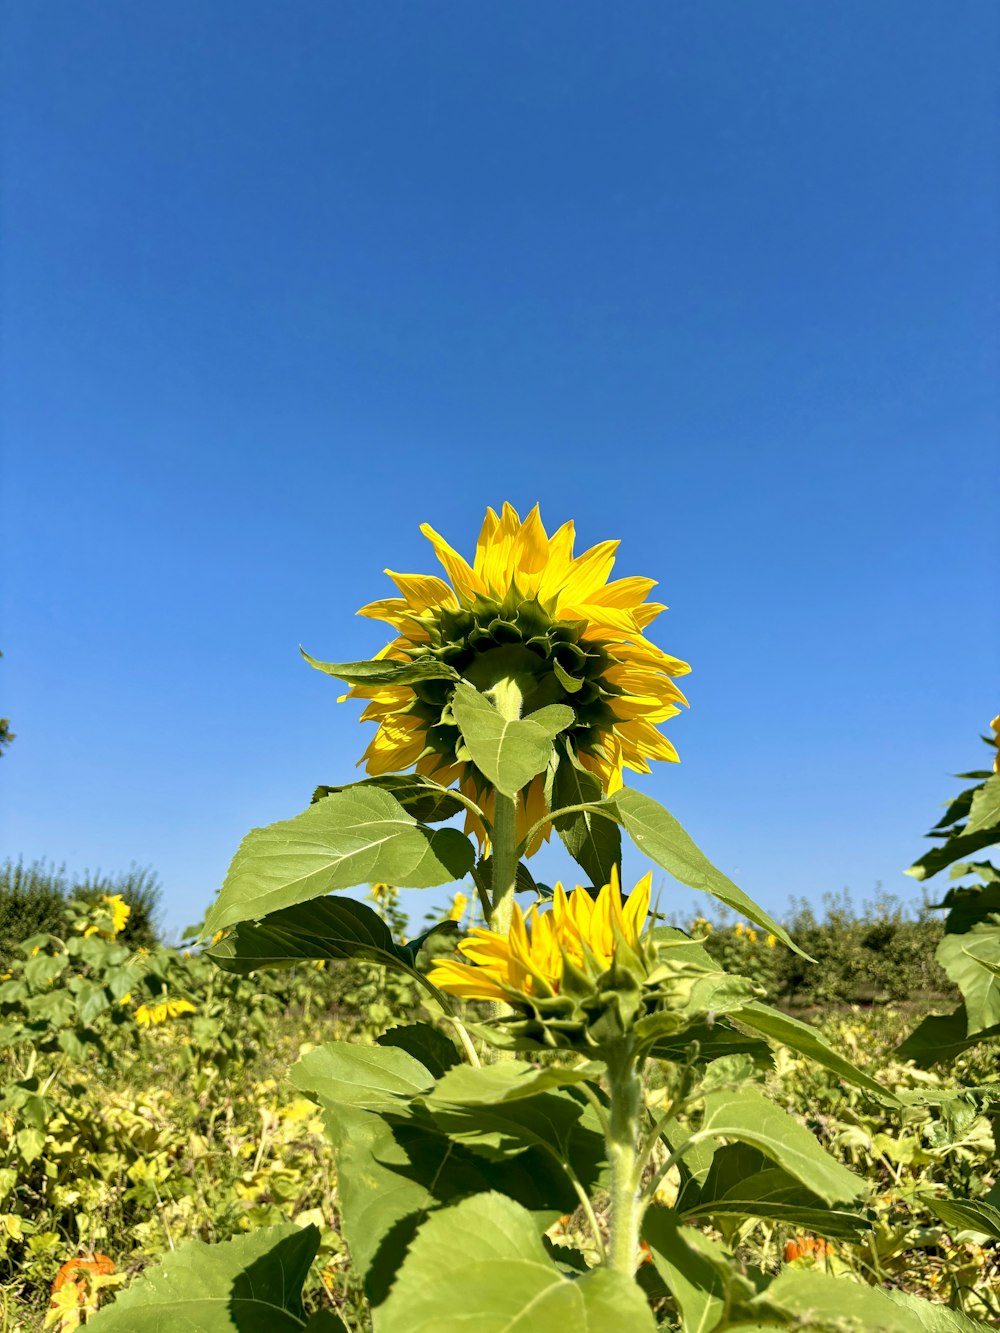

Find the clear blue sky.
xmin=2 ymin=2 xmax=997 ymax=939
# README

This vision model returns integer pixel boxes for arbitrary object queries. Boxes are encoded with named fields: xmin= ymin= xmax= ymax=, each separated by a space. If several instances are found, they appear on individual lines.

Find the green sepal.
xmin=301 ymin=649 xmax=459 ymax=687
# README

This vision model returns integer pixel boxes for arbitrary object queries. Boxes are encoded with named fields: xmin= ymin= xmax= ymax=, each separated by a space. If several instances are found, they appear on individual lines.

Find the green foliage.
xmin=204 ymin=788 xmax=474 ymax=934
xmin=451 ymin=680 xmax=573 ymax=797
xmin=0 ymin=859 xmax=161 ymax=965
xmin=696 ymin=892 xmax=954 ymax=1008
xmin=377 ymin=1192 xmax=657 ymax=1333
xmin=87 ymin=1224 xmax=335 ymax=1331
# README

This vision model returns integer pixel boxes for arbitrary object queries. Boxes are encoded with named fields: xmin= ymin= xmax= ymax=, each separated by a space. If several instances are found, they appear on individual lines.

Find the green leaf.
xmin=765 ymin=1268 xmax=983 ymax=1333
xmin=965 ymin=773 xmax=1000 ymax=837
xmin=291 ymin=1040 xmax=433 ymax=1114
xmin=936 ymin=925 xmax=1000 ymax=1033
xmin=641 ymin=1209 xmax=736 ymax=1333
xmin=87 ymin=1224 xmax=320 ymax=1331
xmin=883 ymin=1290 xmax=990 ymax=1333
xmin=451 ymin=683 xmax=573 ymax=797
xmin=205 ymin=787 xmax=474 ymax=933
xmin=426 ymin=1059 xmax=596 ymax=1107
xmin=897 ymin=1005 xmax=1000 ymax=1067
xmin=936 ymin=882 xmax=1000 ymax=933
xmin=919 ymin=1192 xmax=1000 ymax=1241
xmin=551 ymin=756 xmax=621 ymax=886
xmin=374 ymin=1192 xmax=657 ymax=1333
xmin=376 ymin=1023 xmax=461 ymax=1079
xmin=323 ymin=1106 xmax=577 ymax=1306
xmin=312 ymin=775 xmax=466 ymax=824
xmin=17 ymin=1126 xmax=45 ymax=1163
xmin=301 ymin=650 xmax=459 ymax=687
xmin=679 ymin=1143 xmax=872 ymax=1241
xmin=734 ymin=1001 xmax=898 ymax=1104
xmin=611 ymin=789 xmax=807 ymax=957
xmin=427 ymin=1090 xmax=588 ymax=1161
xmin=209 ymin=897 xmax=417 ymax=976
xmin=648 ymin=1017 xmax=773 ymax=1067
xmin=699 ymin=1087 xmax=864 ymax=1204
xmin=907 ymin=827 xmax=1000 ymax=881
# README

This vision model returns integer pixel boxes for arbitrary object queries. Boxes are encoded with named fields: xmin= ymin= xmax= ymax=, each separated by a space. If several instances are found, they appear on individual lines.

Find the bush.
xmin=0 ymin=859 xmax=162 ymax=965
xmin=690 ymin=889 xmax=954 ymax=1008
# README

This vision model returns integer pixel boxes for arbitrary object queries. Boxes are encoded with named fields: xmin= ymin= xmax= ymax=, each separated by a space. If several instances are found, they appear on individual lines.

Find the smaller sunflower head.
xmin=428 ymin=868 xmax=653 ymax=1004
xmin=991 ymin=714 xmax=1000 ymax=773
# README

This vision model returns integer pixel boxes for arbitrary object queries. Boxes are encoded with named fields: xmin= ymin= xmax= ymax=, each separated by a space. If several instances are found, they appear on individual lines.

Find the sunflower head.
xmin=428 ymin=868 xmax=759 ymax=1051
xmin=344 ymin=504 xmax=690 ymax=849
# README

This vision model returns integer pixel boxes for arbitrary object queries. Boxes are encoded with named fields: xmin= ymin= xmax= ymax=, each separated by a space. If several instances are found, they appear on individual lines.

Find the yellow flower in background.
xmin=83 ymin=894 xmax=131 ymax=940
xmin=734 ymin=922 xmax=744 ymax=936
xmin=746 ymin=928 xmax=758 ymax=945
xmin=448 ymin=891 xmax=469 ymax=922
xmin=346 ymin=504 xmax=690 ymax=849
xmin=134 ymin=998 xmax=196 ymax=1027
xmin=104 ymin=895 xmax=130 ymax=935
xmin=991 ymin=714 xmax=999 ymax=772
xmin=766 ymin=933 xmax=777 ymax=949
xmin=428 ymin=869 xmax=651 ymax=1001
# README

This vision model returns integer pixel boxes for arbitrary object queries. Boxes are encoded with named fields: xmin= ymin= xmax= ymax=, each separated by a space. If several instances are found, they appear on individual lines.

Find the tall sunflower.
xmin=346 ymin=504 xmax=690 ymax=849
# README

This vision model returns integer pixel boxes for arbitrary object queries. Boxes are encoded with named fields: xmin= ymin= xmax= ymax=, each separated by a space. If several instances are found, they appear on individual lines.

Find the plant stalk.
xmin=605 ymin=1045 xmax=644 ymax=1277
xmin=489 ymin=791 xmax=518 ymax=936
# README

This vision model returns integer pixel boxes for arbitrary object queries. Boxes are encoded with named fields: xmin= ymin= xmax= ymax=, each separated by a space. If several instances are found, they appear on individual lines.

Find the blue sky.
xmin=2 ymin=2 xmax=997 ymax=938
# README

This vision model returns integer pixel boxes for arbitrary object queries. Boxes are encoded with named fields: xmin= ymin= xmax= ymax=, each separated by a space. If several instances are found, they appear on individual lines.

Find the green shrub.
xmin=0 ymin=859 xmax=162 ymax=965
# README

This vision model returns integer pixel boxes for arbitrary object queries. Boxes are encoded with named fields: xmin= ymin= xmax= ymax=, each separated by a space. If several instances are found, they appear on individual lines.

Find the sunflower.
xmin=427 ymin=869 xmax=652 ymax=1002
xmin=346 ymin=504 xmax=689 ymax=849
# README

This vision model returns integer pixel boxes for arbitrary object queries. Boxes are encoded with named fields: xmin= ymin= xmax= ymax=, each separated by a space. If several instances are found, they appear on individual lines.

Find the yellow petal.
xmin=419 ymin=522 xmax=486 ymax=601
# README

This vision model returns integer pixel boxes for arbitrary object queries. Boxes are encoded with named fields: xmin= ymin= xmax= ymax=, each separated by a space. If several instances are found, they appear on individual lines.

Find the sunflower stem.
xmin=604 ymin=1043 xmax=644 ymax=1278
xmin=488 ymin=791 xmax=519 ymax=937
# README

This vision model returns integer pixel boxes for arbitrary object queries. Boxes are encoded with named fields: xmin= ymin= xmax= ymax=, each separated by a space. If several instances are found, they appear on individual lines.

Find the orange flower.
xmin=783 ymin=1236 xmax=831 ymax=1263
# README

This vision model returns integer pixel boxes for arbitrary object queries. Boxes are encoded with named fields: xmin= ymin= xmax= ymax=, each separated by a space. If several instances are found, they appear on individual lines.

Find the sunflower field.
xmin=3 ymin=506 xmax=998 ymax=1332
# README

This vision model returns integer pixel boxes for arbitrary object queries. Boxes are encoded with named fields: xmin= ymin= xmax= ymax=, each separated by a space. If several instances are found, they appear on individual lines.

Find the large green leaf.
xmin=642 ymin=1209 xmax=773 ymax=1333
xmin=322 ymin=1106 xmax=576 ymax=1306
xmin=376 ymin=1023 xmax=461 ymax=1079
xmin=209 ymin=897 xmax=417 ymax=975
xmin=965 ymin=773 xmax=1000 ymax=837
xmin=907 ymin=827 xmax=1000 ymax=881
xmin=765 ymin=1269 xmax=985 ymax=1332
xmin=291 ymin=1040 xmax=433 ymax=1113
xmin=679 ymin=1143 xmax=871 ymax=1241
xmin=699 ymin=1087 xmax=863 ymax=1204
xmin=205 ymin=788 xmax=474 ymax=933
xmin=87 ymin=1224 xmax=330 ymax=1331
xmin=312 ymin=775 xmax=466 ymax=824
xmin=919 ymin=1192 xmax=1000 ymax=1241
xmin=896 ymin=1005 xmax=1000 ymax=1067
xmin=936 ymin=925 xmax=1000 ymax=1034
xmin=734 ymin=1001 xmax=898 ymax=1104
xmin=301 ymin=651 xmax=458 ymax=687
xmin=451 ymin=683 xmax=573 ymax=797
xmin=374 ymin=1192 xmax=657 ymax=1333
xmin=426 ymin=1059 xmax=596 ymax=1107
xmin=611 ymin=789 xmax=806 ymax=957
xmin=550 ymin=757 xmax=621 ymax=886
